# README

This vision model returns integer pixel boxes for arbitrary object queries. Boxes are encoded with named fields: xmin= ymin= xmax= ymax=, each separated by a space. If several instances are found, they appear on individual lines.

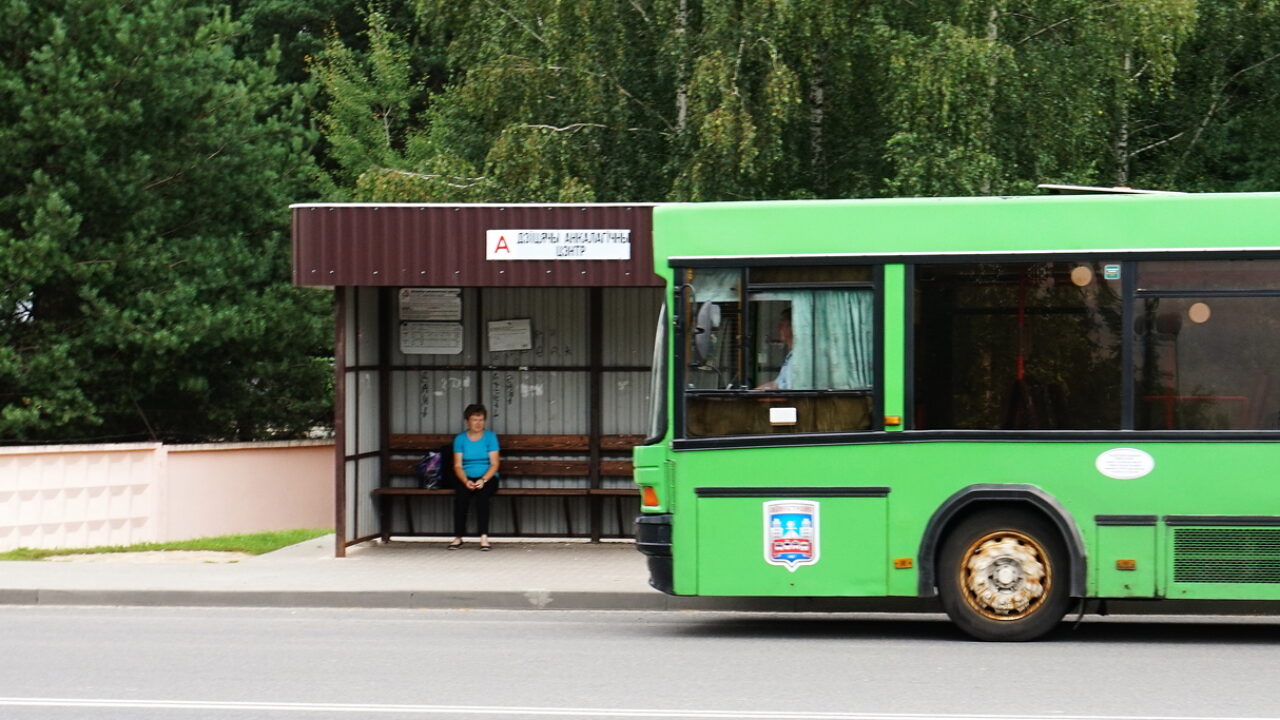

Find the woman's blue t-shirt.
xmin=453 ymin=430 xmax=499 ymax=479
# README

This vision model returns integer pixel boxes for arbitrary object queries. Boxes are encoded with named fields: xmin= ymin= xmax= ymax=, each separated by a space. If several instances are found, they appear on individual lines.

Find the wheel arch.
xmin=916 ymin=484 xmax=1087 ymax=598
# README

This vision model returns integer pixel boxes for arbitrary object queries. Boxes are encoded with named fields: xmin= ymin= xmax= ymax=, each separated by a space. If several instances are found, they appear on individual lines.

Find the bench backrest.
xmin=386 ymin=433 xmax=643 ymax=479
xmin=389 ymin=434 xmax=643 ymax=453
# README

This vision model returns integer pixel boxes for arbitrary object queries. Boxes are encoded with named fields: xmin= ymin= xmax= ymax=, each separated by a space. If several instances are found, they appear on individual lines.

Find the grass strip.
xmin=0 ymin=528 xmax=331 ymax=561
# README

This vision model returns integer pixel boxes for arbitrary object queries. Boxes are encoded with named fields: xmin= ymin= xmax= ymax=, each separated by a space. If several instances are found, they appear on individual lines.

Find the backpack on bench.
xmin=413 ymin=444 xmax=452 ymax=489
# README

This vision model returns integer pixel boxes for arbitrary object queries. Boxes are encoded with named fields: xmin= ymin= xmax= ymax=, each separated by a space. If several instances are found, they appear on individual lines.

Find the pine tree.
xmin=0 ymin=0 xmax=331 ymax=442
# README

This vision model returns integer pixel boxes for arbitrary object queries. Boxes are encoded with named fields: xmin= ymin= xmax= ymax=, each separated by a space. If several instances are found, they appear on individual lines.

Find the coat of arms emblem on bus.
xmin=764 ymin=500 xmax=820 ymax=572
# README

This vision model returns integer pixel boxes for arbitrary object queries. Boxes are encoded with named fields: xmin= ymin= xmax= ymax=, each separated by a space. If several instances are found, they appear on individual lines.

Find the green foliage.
xmin=311 ymin=0 xmax=1280 ymax=202
xmin=1144 ymin=0 xmax=1280 ymax=191
xmin=225 ymin=0 xmax=365 ymax=85
xmin=883 ymin=21 xmax=1008 ymax=196
xmin=313 ymin=9 xmax=423 ymax=189
xmin=0 ymin=0 xmax=331 ymax=442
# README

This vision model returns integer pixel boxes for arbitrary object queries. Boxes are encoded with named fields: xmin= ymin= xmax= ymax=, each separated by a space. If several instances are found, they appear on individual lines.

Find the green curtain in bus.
xmin=816 ymin=289 xmax=873 ymax=389
xmin=774 ymin=289 xmax=873 ymax=390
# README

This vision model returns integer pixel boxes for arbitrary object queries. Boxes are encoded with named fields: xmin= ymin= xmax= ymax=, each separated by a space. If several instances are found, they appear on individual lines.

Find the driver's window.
xmin=680 ymin=264 xmax=877 ymax=438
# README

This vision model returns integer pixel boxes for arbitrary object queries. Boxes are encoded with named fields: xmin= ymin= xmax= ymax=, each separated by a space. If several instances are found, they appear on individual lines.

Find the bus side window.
xmin=913 ymin=261 xmax=1122 ymax=431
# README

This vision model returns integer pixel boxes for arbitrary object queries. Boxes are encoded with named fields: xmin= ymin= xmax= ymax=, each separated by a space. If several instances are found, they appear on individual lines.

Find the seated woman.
xmin=448 ymin=403 xmax=500 ymax=551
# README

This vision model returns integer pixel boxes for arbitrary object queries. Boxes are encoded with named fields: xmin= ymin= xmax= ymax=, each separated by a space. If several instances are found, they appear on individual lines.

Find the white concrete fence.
xmin=0 ymin=441 xmax=334 ymax=552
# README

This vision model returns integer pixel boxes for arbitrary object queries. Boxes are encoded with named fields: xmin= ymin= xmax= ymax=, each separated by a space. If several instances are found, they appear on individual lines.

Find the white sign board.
xmin=399 ymin=288 xmax=461 ymax=321
xmin=400 ymin=322 xmax=464 ymax=355
xmin=1095 ymin=448 xmax=1155 ymax=480
xmin=488 ymin=319 xmax=533 ymax=352
xmin=769 ymin=407 xmax=797 ymax=425
xmin=486 ymin=229 xmax=631 ymax=260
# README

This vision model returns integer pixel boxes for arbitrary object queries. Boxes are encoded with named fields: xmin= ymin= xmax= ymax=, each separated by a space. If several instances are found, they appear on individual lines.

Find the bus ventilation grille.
xmin=1173 ymin=528 xmax=1280 ymax=583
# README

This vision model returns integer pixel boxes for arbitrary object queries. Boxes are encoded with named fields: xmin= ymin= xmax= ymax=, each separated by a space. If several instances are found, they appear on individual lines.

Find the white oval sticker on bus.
xmin=1095 ymin=448 xmax=1155 ymax=480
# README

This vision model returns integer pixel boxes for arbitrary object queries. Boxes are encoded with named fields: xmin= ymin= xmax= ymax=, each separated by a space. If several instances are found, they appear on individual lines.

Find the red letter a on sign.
xmin=494 ymin=235 xmax=510 ymax=253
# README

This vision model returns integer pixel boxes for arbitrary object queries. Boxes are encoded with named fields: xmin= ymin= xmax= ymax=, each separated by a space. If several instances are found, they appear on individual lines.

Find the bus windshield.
xmin=644 ymin=303 xmax=667 ymax=444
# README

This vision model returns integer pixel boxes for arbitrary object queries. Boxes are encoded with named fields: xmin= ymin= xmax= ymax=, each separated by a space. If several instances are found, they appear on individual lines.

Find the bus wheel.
xmin=937 ymin=509 xmax=1070 ymax=641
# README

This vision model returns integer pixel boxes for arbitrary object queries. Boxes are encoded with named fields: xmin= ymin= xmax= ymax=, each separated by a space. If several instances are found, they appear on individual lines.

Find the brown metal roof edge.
xmin=292 ymin=203 xmax=662 ymax=288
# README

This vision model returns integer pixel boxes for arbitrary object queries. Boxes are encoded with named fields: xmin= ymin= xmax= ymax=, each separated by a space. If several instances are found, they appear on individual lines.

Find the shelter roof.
xmin=291 ymin=203 xmax=663 ymax=288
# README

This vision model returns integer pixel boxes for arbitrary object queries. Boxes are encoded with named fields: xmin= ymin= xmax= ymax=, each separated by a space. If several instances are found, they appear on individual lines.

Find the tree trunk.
xmin=1113 ymin=52 xmax=1132 ymax=188
xmin=809 ymin=54 xmax=826 ymax=194
xmin=675 ymin=0 xmax=689 ymax=136
xmin=980 ymin=5 xmax=999 ymax=195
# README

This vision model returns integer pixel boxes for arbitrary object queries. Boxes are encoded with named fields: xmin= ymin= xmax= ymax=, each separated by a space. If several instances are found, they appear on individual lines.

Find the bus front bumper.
xmin=634 ymin=514 xmax=674 ymax=595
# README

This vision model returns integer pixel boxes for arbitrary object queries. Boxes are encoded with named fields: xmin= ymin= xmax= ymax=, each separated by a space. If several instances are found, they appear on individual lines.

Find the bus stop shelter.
xmin=291 ymin=204 xmax=662 ymax=555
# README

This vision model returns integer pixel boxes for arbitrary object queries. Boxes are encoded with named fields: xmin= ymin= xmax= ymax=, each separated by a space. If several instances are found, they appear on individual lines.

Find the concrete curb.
xmin=0 ymin=589 xmax=663 ymax=610
xmin=0 ymin=587 xmax=943 ymax=613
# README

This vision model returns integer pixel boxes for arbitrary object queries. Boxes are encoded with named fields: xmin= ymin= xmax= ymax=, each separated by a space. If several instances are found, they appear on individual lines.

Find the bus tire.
xmin=937 ymin=508 xmax=1071 ymax=641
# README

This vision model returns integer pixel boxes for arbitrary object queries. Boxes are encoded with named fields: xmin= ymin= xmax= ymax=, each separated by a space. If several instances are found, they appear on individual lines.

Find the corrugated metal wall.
xmin=365 ymin=285 xmax=662 ymax=539
xmin=603 ymin=287 xmax=665 ymax=427
xmin=603 ymin=288 xmax=665 ymax=366
xmin=484 ymin=288 xmax=591 ymax=369
xmin=341 ymin=287 xmax=385 ymax=543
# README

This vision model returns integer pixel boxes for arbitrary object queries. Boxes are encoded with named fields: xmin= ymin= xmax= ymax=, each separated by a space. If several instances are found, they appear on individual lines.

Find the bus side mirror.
xmin=693 ymin=302 xmax=721 ymax=365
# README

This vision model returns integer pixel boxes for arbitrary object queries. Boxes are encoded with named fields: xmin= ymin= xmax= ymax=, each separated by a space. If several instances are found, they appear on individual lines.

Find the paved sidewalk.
xmin=0 ymin=535 xmax=941 ymax=613
xmin=2 ymin=536 xmax=880 ymax=612
xmin=0 ymin=537 xmax=674 ymax=610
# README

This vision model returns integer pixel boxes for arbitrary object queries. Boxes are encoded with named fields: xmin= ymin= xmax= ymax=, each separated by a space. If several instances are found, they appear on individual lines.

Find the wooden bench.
xmin=374 ymin=433 xmax=643 ymax=542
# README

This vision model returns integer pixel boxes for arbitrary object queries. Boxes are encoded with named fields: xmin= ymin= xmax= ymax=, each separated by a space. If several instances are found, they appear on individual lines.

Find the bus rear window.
xmin=1135 ymin=258 xmax=1280 ymax=430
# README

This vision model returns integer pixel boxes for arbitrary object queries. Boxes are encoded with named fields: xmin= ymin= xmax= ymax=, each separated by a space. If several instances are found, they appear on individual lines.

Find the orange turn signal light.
xmin=893 ymin=558 xmax=913 ymax=569
xmin=884 ymin=416 xmax=902 ymax=426
xmin=1116 ymin=559 xmax=1137 ymax=571
xmin=641 ymin=486 xmax=659 ymax=507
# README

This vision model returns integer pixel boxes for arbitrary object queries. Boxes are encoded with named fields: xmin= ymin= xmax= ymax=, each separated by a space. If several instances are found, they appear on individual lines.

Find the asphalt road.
xmin=1 ymin=606 xmax=1278 ymax=719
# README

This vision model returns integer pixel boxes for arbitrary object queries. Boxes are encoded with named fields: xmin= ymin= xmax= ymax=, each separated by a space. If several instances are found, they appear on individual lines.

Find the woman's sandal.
xmin=447 ymin=541 xmax=464 ymax=550
xmin=479 ymin=543 xmax=492 ymax=551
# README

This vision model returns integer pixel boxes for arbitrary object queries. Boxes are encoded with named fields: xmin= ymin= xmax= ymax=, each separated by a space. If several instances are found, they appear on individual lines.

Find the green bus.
xmin=632 ymin=192 xmax=1280 ymax=641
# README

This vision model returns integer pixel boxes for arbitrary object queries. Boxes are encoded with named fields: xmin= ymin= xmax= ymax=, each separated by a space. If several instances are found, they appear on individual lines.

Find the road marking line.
xmin=0 ymin=698 xmax=1265 ymax=720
